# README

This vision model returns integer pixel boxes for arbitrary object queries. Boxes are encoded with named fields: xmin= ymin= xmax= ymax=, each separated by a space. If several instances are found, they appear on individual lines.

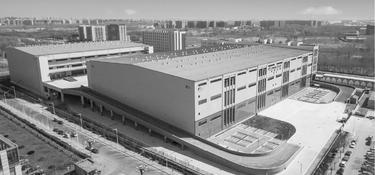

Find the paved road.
xmin=1 ymin=98 xmax=178 ymax=175
xmin=328 ymin=116 xmax=375 ymax=175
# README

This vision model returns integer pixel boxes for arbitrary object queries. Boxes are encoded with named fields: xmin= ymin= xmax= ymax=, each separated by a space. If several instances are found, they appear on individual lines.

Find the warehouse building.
xmin=6 ymin=41 xmax=153 ymax=100
xmin=87 ymin=44 xmax=318 ymax=138
xmin=142 ymin=30 xmax=186 ymax=52
xmin=0 ymin=135 xmax=22 ymax=175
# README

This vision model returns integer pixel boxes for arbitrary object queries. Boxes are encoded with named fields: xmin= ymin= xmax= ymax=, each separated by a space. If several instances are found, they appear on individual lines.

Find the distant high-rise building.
xmin=366 ymin=25 xmax=374 ymax=35
xmin=87 ymin=25 xmax=106 ymax=41
xmin=107 ymin=24 xmax=128 ymax=41
xmin=142 ymin=30 xmax=186 ymax=52
xmin=79 ymin=25 xmax=107 ymax=41
xmin=260 ymin=20 xmax=322 ymax=30
xmin=165 ymin=20 xmax=174 ymax=28
xmin=187 ymin=21 xmax=196 ymax=28
xmin=175 ymin=20 xmax=184 ymax=29
xmin=234 ymin=21 xmax=242 ymax=27
xmin=208 ymin=21 xmax=216 ymax=28
xmin=22 ymin=19 xmax=34 ymax=25
xmin=216 ymin=21 xmax=226 ymax=27
xmin=78 ymin=25 xmax=88 ymax=41
xmin=196 ymin=21 xmax=208 ymax=28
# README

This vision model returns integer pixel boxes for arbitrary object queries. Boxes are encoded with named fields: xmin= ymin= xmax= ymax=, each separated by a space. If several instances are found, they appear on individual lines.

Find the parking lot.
xmin=333 ymin=116 xmax=375 ymax=175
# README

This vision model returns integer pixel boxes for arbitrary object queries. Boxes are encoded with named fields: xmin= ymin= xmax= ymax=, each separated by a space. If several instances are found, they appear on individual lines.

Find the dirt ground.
xmin=0 ymin=114 xmax=78 ymax=175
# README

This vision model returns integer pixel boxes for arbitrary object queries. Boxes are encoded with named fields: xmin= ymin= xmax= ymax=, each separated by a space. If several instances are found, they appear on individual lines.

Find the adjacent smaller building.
xmin=142 ymin=30 xmax=186 ymax=52
xmin=0 ymin=135 xmax=22 ymax=175
xmin=6 ymin=41 xmax=153 ymax=100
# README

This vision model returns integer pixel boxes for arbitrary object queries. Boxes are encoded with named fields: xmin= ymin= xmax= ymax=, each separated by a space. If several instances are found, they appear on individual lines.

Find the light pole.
xmin=78 ymin=113 xmax=83 ymax=130
xmin=11 ymin=86 xmax=16 ymax=98
xmin=49 ymin=102 xmax=55 ymax=114
xmin=113 ymin=128 xmax=118 ymax=145
xmin=138 ymin=165 xmax=146 ymax=175
xmin=3 ymin=91 xmax=7 ymax=103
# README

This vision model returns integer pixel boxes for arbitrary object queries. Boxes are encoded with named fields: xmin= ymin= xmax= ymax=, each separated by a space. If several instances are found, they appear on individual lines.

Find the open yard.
xmin=0 ymin=114 xmax=78 ymax=174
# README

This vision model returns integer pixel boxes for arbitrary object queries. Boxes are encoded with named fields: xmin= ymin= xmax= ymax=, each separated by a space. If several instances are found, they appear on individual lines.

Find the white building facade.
xmin=87 ymin=45 xmax=319 ymax=138
xmin=6 ymin=41 xmax=153 ymax=100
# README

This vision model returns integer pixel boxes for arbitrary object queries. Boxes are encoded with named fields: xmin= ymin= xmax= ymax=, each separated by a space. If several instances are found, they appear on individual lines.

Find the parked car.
xmin=339 ymin=160 xmax=347 ymax=167
xmin=366 ymin=115 xmax=375 ymax=120
xmin=70 ymin=132 xmax=77 ymax=138
xmin=85 ymin=146 xmax=99 ymax=154
xmin=350 ymin=140 xmax=356 ymax=148
xmin=91 ymin=148 xmax=99 ymax=154
xmin=336 ymin=167 xmax=344 ymax=175
xmin=345 ymin=150 xmax=352 ymax=156
xmin=342 ymin=155 xmax=350 ymax=161
xmin=328 ymin=152 xmax=336 ymax=158
xmin=57 ymin=130 xmax=64 ymax=135
xmin=53 ymin=128 xmax=59 ymax=132
xmin=63 ymin=132 xmax=69 ymax=138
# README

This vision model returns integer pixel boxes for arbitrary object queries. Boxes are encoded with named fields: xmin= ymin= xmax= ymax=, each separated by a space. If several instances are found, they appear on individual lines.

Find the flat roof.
xmin=93 ymin=45 xmax=311 ymax=81
xmin=0 ymin=135 xmax=17 ymax=151
xmin=43 ymin=75 xmax=88 ymax=91
xmin=13 ymin=41 xmax=149 ymax=56
xmin=74 ymin=159 xmax=98 ymax=172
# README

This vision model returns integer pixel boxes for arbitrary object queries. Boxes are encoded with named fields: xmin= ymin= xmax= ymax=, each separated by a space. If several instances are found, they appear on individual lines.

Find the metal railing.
xmin=0 ymin=84 xmax=212 ymax=175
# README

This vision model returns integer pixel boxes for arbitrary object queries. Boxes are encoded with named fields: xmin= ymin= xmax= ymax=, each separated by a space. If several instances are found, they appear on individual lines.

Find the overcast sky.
xmin=1 ymin=0 xmax=374 ymax=20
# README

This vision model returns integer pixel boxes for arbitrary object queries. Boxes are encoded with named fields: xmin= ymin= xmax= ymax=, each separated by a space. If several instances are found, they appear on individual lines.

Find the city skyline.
xmin=0 ymin=0 xmax=374 ymax=20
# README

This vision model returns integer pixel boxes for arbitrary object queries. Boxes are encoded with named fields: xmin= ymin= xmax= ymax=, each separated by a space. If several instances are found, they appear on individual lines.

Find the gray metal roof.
xmin=93 ymin=45 xmax=312 ymax=81
xmin=13 ymin=41 xmax=149 ymax=56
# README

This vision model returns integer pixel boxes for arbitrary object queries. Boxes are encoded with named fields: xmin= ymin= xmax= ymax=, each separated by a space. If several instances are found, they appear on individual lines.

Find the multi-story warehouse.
xmin=6 ymin=41 xmax=153 ymax=100
xmin=87 ymin=44 xmax=318 ymax=138
xmin=106 ymin=24 xmax=129 ymax=41
xmin=142 ymin=30 xmax=186 ymax=52
xmin=0 ymin=135 xmax=22 ymax=175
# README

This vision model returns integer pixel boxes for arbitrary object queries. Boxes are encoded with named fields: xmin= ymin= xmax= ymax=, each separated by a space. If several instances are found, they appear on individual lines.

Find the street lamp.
xmin=3 ymin=91 xmax=8 ymax=103
xmin=137 ymin=165 xmax=146 ymax=175
xmin=11 ymin=86 xmax=16 ymax=98
xmin=49 ymin=102 xmax=55 ymax=114
xmin=78 ymin=113 xmax=83 ymax=130
xmin=113 ymin=128 xmax=118 ymax=145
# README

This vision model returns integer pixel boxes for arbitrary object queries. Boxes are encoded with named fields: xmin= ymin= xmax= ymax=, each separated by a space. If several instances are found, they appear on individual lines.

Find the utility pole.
xmin=113 ymin=128 xmax=118 ymax=145
xmin=11 ymin=86 xmax=16 ymax=98
xmin=50 ymin=102 xmax=55 ymax=114
xmin=78 ymin=113 xmax=83 ymax=130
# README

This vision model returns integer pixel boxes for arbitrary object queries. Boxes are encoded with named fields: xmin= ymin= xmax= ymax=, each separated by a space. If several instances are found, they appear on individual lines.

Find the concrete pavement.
xmin=0 ymin=98 xmax=179 ymax=175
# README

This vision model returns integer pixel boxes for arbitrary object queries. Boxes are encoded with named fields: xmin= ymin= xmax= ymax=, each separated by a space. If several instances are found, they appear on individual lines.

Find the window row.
xmin=257 ymin=79 xmax=266 ymax=92
xmin=258 ymin=68 xmax=267 ymax=77
xmin=224 ymin=77 xmax=236 ymax=87
xmin=224 ymin=89 xmax=235 ymax=106
xmin=223 ymin=107 xmax=235 ymax=126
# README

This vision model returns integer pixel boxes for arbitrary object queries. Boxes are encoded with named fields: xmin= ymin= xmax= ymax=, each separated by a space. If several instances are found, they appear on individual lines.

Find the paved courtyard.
xmin=259 ymin=98 xmax=345 ymax=174
xmin=290 ymin=87 xmax=337 ymax=104
xmin=208 ymin=123 xmax=283 ymax=154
